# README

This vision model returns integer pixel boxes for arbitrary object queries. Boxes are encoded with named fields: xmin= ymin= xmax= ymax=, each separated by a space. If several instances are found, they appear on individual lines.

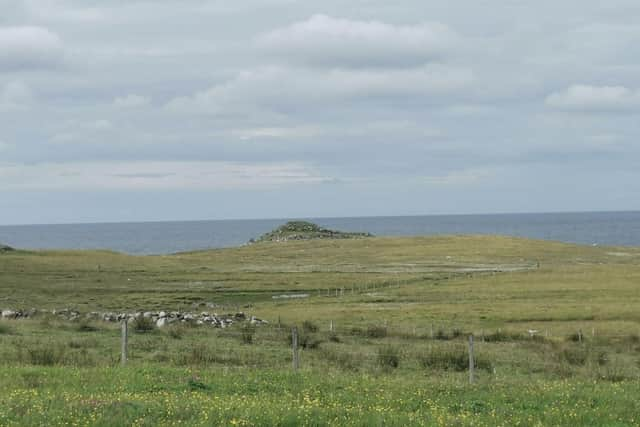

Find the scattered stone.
xmin=0 ymin=307 xmax=265 ymax=329
xmin=1 ymin=309 xmax=17 ymax=319
xmin=272 ymin=294 xmax=310 ymax=299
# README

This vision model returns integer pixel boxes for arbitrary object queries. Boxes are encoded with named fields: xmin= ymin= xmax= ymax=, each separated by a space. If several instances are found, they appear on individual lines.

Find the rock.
xmin=143 ymin=312 xmax=153 ymax=318
xmin=156 ymin=318 xmax=168 ymax=328
xmin=1 ymin=309 xmax=17 ymax=319
xmin=158 ymin=311 xmax=167 ymax=318
xmin=250 ymin=316 xmax=267 ymax=325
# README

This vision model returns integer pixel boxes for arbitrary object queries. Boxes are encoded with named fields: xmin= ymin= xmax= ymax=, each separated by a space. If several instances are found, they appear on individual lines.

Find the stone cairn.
xmin=0 ymin=308 xmax=268 ymax=328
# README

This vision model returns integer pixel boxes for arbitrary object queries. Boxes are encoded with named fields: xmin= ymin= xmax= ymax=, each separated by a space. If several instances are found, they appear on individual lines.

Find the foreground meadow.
xmin=1 ymin=235 xmax=640 ymax=425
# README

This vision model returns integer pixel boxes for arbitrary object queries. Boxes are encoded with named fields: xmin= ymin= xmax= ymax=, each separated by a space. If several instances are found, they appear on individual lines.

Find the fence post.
xmin=292 ymin=327 xmax=299 ymax=370
xmin=578 ymin=329 xmax=583 ymax=343
xmin=330 ymin=320 xmax=334 ymax=332
xmin=121 ymin=319 xmax=128 ymax=366
xmin=468 ymin=334 xmax=475 ymax=384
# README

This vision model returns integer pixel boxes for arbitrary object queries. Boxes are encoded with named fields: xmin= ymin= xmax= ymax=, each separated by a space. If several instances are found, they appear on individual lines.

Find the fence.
xmin=104 ymin=318 xmax=640 ymax=384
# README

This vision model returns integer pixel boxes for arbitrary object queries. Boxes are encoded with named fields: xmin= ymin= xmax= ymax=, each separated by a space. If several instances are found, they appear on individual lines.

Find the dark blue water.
xmin=1 ymin=211 xmax=639 ymax=255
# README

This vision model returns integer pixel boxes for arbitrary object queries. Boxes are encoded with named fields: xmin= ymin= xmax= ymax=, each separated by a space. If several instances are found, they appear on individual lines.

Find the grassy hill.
xmin=253 ymin=220 xmax=372 ymax=242
xmin=1 ymin=235 xmax=640 ymax=425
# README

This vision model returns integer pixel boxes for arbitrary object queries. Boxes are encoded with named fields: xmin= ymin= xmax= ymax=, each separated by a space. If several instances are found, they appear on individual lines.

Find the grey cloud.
xmin=258 ymin=14 xmax=458 ymax=67
xmin=0 ymin=81 xmax=33 ymax=111
xmin=113 ymin=94 xmax=151 ymax=108
xmin=166 ymin=64 xmax=474 ymax=115
xmin=0 ymin=26 xmax=64 ymax=71
xmin=3 ymin=0 xmax=640 ymax=223
xmin=546 ymin=85 xmax=640 ymax=112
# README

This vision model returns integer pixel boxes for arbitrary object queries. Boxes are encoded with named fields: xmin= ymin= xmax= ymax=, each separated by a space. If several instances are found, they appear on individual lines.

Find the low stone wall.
xmin=0 ymin=308 xmax=268 ymax=328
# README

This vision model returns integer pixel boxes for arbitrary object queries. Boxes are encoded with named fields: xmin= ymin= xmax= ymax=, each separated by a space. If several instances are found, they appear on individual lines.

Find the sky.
xmin=1 ymin=0 xmax=640 ymax=225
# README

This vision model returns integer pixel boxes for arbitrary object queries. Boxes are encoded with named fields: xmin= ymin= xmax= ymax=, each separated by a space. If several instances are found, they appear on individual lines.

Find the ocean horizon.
xmin=1 ymin=210 xmax=639 ymax=255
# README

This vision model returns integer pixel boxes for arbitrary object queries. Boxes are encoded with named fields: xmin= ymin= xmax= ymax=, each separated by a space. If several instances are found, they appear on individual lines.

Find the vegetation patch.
xmin=420 ymin=346 xmax=493 ymax=372
xmin=0 ymin=243 xmax=14 ymax=253
xmin=252 ymin=221 xmax=372 ymax=243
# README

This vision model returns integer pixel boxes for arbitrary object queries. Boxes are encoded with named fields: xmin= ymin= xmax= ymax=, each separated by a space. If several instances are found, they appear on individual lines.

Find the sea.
xmin=1 ymin=211 xmax=639 ymax=255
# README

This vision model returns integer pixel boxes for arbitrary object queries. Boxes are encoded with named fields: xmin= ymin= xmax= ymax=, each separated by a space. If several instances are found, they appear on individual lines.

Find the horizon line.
xmin=1 ymin=209 xmax=639 ymax=228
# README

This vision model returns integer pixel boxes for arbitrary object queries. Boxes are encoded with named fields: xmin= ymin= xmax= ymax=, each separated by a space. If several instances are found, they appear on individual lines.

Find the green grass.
xmin=0 ymin=367 xmax=638 ymax=426
xmin=1 ymin=235 xmax=640 ymax=425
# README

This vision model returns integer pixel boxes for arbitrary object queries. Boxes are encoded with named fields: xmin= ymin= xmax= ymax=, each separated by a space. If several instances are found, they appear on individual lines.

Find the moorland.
xmin=1 ymin=232 xmax=640 ymax=426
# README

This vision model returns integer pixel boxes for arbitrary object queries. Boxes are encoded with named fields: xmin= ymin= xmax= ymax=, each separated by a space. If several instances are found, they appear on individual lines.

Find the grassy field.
xmin=1 ymin=235 xmax=640 ymax=425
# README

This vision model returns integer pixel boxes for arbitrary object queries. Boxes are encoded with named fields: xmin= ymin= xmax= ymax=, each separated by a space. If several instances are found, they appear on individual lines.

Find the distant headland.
xmin=250 ymin=221 xmax=373 ymax=243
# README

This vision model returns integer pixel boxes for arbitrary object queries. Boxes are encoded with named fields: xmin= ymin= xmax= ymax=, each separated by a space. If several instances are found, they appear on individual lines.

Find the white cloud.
xmin=0 ymin=26 xmax=64 ymax=71
xmin=0 ymin=161 xmax=328 ymax=191
xmin=113 ymin=94 xmax=150 ymax=108
xmin=0 ymin=81 xmax=33 ymax=111
xmin=545 ymin=84 xmax=640 ymax=111
xmin=232 ymin=126 xmax=320 ymax=140
xmin=166 ymin=65 xmax=474 ymax=114
xmin=258 ymin=14 xmax=458 ymax=67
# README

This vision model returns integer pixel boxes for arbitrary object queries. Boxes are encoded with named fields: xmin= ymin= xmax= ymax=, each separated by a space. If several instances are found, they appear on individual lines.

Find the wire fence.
xmin=1 ymin=315 xmax=639 ymax=383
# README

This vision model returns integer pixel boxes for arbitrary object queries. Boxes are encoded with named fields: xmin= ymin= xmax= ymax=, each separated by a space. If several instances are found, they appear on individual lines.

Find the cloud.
xmin=0 ymin=141 xmax=11 ymax=152
xmin=0 ymin=81 xmax=33 ymax=111
xmin=258 ymin=14 xmax=458 ymax=67
xmin=113 ymin=94 xmax=150 ymax=108
xmin=23 ymin=1 xmax=107 ymax=23
xmin=231 ymin=126 xmax=320 ymax=140
xmin=422 ymin=168 xmax=491 ymax=186
xmin=0 ymin=161 xmax=328 ymax=191
xmin=545 ymin=84 xmax=640 ymax=112
xmin=166 ymin=65 xmax=474 ymax=114
xmin=50 ymin=119 xmax=114 ymax=144
xmin=0 ymin=26 xmax=64 ymax=71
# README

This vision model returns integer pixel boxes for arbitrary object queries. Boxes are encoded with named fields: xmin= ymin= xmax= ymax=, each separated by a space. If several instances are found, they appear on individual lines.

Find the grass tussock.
xmin=420 ymin=346 xmax=492 ymax=372
xmin=366 ymin=325 xmax=388 ymax=339
xmin=377 ymin=345 xmax=400 ymax=370
xmin=132 ymin=317 xmax=156 ymax=333
xmin=0 ymin=322 xmax=14 ymax=335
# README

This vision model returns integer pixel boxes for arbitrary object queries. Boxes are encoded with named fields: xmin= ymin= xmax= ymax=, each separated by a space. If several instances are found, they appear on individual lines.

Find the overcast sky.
xmin=1 ymin=0 xmax=640 ymax=225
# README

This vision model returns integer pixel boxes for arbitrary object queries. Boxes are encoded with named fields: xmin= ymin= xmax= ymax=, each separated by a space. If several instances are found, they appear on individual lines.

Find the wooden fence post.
xmin=292 ymin=327 xmax=299 ymax=370
xmin=121 ymin=320 xmax=128 ymax=366
xmin=329 ymin=320 xmax=334 ymax=332
xmin=468 ymin=335 xmax=475 ymax=384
